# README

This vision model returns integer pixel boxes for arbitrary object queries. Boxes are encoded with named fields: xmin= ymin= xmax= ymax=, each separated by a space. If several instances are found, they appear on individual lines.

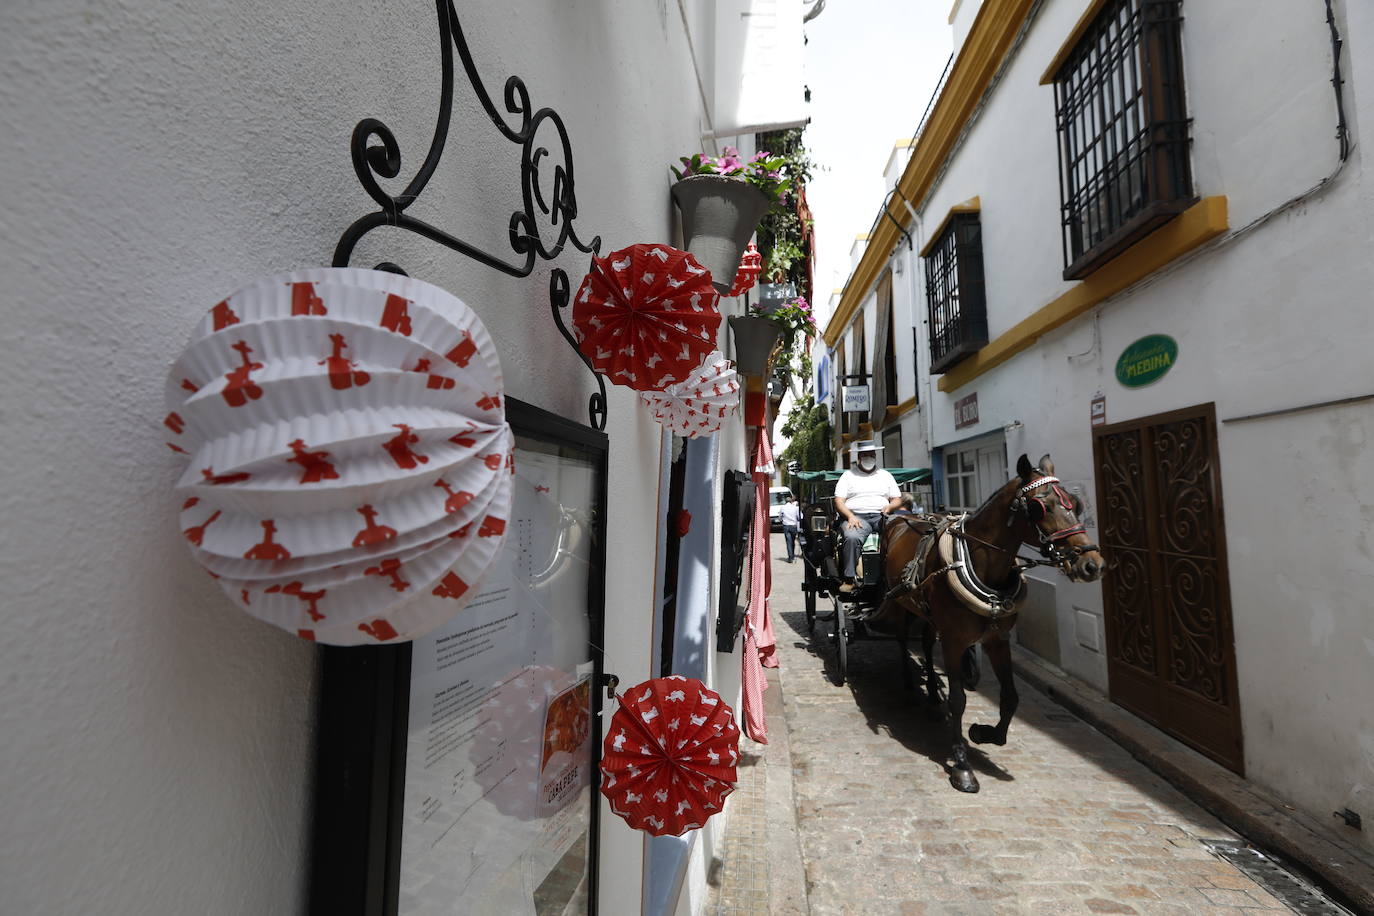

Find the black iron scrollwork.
xmin=332 ymin=0 xmax=608 ymax=429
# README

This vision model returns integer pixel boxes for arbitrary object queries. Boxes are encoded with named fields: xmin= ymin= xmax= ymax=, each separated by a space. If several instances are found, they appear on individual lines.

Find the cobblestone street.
xmin=709 ymin=536 xmax=1352 ymax=915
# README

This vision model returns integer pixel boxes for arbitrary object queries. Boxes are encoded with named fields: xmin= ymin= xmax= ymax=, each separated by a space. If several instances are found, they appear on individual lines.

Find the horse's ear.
xmin=1039 ymin=454 xmax=1055 ymax=476
xmin=1016 ymin=454 xmax=1035 ymax=481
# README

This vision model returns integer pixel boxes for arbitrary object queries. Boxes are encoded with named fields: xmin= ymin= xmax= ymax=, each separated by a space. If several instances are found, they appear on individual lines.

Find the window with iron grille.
xmin=924 ymin=212 xmax=987 ymax=375
xmin=1053 ymin=0 xmax=1193 ymax=279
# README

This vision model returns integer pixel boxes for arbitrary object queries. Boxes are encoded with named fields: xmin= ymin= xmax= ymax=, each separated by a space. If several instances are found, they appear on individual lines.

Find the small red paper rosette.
xmin=571 ymin=244 xmax=721 ymax=391
xmin=728 ymin=242 xmax=763 ymax=297
xmin=599 ymin=676 xmax=739 ymax=837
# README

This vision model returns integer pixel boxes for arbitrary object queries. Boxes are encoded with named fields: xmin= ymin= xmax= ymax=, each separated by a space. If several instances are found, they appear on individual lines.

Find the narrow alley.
xmin=708 ymin=535 xmax=1362 ymax=916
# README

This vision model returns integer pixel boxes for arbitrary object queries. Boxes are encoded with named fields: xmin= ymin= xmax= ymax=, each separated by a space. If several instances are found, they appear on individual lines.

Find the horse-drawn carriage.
xmin=790 ymin=456 xmax=1106 ymax=793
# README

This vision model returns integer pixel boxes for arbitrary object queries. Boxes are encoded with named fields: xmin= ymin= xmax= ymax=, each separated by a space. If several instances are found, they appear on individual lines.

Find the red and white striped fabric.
xmin=741 ymin=424 xmax=780 ymax=743
xmin=164 ymin=268 xmax=512 ymax=645
xmin=599 ymin=677 xmax=739 ymax=836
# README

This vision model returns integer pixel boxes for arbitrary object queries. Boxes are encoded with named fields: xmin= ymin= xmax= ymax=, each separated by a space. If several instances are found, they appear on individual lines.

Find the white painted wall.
xmin=0 ymin=0 xmax=775 ymax=911
xmin=904 ymin=0 xmax=1374 ymax=848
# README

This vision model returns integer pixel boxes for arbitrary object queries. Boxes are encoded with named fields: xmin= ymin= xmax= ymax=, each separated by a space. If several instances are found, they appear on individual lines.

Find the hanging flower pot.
xmin=727 ymin=315 xmax=782 ymax=377
xmin=670 ymin=148 xmax=791 ymax=295
xmin=671 ymin=176 xmax=771 ymax=295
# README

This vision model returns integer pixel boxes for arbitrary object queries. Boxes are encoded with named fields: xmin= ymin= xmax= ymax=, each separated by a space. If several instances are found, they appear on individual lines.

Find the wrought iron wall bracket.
xmin=331 ymin=0 xmax=608 ymax=429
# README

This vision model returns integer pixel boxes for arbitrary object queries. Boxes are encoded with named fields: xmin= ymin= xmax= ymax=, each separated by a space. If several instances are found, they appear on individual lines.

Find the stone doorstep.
xmin=1009 ymin=644 xmax=1374 ymax=915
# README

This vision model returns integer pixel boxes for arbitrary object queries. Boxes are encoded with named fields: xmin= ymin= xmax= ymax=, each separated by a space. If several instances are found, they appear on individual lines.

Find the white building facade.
xmin=828 ymin=0 xmax=1373 ymax=855
xmin=0 ymin=1 xmax=808 ymax=913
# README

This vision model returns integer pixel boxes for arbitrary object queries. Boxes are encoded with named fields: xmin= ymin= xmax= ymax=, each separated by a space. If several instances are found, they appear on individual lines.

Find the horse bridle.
xmin=1009 ymin=475 xmax=1100 ymax=567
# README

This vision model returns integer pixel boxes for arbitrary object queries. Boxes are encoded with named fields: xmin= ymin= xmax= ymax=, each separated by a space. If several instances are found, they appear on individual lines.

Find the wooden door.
xmin=1092 ymin=403 xmax=1244 ymax=773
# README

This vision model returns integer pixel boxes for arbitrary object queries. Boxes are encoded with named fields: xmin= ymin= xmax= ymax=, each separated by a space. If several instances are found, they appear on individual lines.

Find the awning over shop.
xmin=791 ymin=468 xmax=931 ymax=485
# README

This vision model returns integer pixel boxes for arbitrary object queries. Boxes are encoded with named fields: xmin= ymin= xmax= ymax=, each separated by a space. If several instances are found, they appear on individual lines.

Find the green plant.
xmin=780 ymin=395 xmax=833 ymax=482
xmin=670 ymin=147 xmax=792 ymax=203
xmin=753 ymin=127 xmax=815 ymax=293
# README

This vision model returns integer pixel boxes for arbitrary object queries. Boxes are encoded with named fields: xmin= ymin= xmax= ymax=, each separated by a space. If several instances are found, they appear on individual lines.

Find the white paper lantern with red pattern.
xmin=163 ymin=268 xmax=512 ymax=645
xmin=639 ymin=351 xmax=739 ymax=437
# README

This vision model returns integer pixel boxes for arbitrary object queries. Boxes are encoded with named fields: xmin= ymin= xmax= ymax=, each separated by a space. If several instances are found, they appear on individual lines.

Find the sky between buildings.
xmin=803 ymin=0 xmax=954 ymax=328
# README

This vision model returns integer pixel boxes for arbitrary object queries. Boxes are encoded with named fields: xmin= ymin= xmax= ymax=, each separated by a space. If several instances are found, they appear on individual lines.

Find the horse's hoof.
xmin=949 ymin=769 xmax=980 ymax=793
xmin=968 ymin=723 xmax=1005 ymax=746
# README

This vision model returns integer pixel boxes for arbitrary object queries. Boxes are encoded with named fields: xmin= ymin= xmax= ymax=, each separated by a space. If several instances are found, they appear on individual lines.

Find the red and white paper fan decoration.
xmin=728 ymin=242 xmax=763 ymax=297
xmin=163 ymin=267 xmax=513 ymax=645
xmin=571 ymin=244 xmax=721 ymax=391
xmin=600 ymin=676 xmax=739 ymax=837
xmin=640 ymin=350 xmax=740 ymax=437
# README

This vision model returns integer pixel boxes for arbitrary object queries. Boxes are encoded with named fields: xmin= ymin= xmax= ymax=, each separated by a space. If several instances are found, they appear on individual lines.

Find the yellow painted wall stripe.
xmin=917 ymin=196 xmax=981 ymax=258
xmin=1039 ymin=0 xmax=1113 ymax=85
xmin=936 ymin=196 xmax=1229 ymax=393
xmin=824 ymin=0 xmax=1038 ymax=348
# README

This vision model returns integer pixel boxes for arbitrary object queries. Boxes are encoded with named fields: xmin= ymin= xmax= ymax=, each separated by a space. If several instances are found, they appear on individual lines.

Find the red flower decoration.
xmin=728 ymin=243 xmax=763 ymax=297
xmin=572 ymin=245 xmax=721 ymax=391
xmin=600 ymin=677 xmax=739 ymax=836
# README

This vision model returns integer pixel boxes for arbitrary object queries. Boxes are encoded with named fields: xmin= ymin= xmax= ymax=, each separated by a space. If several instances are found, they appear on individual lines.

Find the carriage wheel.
xmin=831 ymin=595 xmax=848 ymax=686
xmin=961 ymin=645 xmax=981 ymax=690
xmin=803 ymin=561 xmax=817 ymax=634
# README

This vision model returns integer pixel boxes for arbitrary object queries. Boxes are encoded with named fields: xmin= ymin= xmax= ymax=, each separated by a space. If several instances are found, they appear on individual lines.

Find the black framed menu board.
xmin=311 ymin=398 xmax=609 ymax=916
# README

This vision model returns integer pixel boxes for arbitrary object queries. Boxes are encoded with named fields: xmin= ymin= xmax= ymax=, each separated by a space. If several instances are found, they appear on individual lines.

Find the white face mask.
xmin=858 ymin=455 xmax=877 ymax=472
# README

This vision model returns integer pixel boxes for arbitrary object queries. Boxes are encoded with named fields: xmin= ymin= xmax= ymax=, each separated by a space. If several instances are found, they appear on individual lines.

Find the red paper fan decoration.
xmin=571 ymin=244 xmax=721 ymax=391
xmin=599 ymin=676 xmax=739 ymax=837
xmin=728 ymin=243 xmax=763 ymax=297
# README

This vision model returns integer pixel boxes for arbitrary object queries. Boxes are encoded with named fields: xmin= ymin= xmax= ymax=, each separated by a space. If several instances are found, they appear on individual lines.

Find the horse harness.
xmin=1010 ymin=474 xmax=1101 ymax=567
xmin=889 ymin=515 xmax=1028 ymax=629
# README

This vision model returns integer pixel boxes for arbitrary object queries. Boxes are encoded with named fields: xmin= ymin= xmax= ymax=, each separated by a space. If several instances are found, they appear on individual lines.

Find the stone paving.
xmin=743 ymin=537 xmax=1301 ymax=915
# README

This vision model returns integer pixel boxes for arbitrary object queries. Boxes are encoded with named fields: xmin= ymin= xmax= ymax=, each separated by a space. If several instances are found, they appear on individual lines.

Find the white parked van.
xmin=768 ymin=487 xmax=793 ymax=531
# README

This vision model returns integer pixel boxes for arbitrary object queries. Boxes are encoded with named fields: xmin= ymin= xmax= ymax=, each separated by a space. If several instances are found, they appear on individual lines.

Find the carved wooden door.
xmin=1093 ymin=403 xmax=1243 ymax=773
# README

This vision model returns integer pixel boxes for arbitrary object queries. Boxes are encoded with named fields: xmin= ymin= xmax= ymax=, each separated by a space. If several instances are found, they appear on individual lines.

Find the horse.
xmin=877 ymin=453 xmax=1105 ymax=793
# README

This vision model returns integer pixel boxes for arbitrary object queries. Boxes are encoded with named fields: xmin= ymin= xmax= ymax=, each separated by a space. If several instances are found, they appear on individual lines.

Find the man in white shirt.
xmin=833 ymin=440 xmax=902 ymax=593
xmin=778 ymin=495 xmax=802 ymax=563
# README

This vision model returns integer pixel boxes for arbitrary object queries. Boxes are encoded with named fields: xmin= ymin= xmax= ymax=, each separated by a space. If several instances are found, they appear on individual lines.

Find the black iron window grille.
xmin=924 ymin=212 xmax=987 ymax=375
xmin=1053 ymin=0 xmax=1194 ymax=280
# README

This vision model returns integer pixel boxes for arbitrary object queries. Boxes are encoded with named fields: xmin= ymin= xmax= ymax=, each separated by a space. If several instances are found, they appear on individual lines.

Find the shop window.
xmin=924 ymin=212 xmax=987 ymax=375
xmin=1052 ymin=0 xmax=1193 ymax=279
xmin=944 ymin=450 xmax=978 ymax=513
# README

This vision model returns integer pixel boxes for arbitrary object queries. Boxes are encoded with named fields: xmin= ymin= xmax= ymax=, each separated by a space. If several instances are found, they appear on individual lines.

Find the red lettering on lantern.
xmin=290 ymin=281 xmax=327 ymax=316
xmin=201 ymin=467 xmax=253 ymax=485
xmin=319 ymin=333 xmax=371 ymax=390
xmin=182 ymin=497 xmax=200 ymax=510
xmin=434 ymin=479 xmax=475 ymax=514
xmin=448 ymin=521 xmax=473 ymax=539
xmin=380 ymin=293 xmax=412 ymax=335
xmin=164 ymin=412 xmax=185 ymax=434
xmin=447 ymin=330 xmax=478 ymax=367
xmin=410 ymin=358 xmax=455 ymax=391
xmin=479 ymin=453 xmax=503 ymax=471
xmin=266 ymin=581 xmax=326 ymax=621
xmin=167 ymin=442 xmax=188 ymax=454
xmin=432 ymin=571 xmax=469 ymax=600
xmin=353 ymin=504 xmax=397 ymax=547
xmin=383 ymin=424 xmax=428 ymax=470
xmin=365 ymin=557 xmax=410 ymax=592
xmin=286 ymin=438 xmax=338 ymax=484
xmin=358 ymin=618 xmax=399 ymax=641
xmin=222 ymin=341 xmax=264 ymax=407
xmin=211 ymin=300 xmax=239 ymax=331
xmin=478 ymin=515 xmax=506 ymax=538
xmin=475 ymin=393 xmax=501 ymax=412
xmin=183 ymin=510 xmax=221 ymax=546
xmin=243 ymin=520 xmax=291 ymax=560
xmin=180 ymin=378 xmax=200 ymax=394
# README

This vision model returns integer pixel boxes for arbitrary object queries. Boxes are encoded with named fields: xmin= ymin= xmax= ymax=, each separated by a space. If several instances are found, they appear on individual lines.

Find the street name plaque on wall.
xmin=1115 ymin=335 xmax=1178 ymax=388
xmin=953 ymin=392 xmax=979 ymax=429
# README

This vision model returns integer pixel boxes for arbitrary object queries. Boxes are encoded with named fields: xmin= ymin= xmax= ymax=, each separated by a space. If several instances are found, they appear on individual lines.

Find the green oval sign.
xmin=1115 ymin=334 xmax=1177 ymax=388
